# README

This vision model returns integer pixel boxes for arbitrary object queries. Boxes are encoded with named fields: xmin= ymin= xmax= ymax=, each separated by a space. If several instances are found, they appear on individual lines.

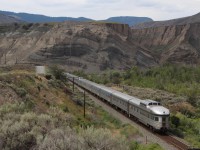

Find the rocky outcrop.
xmin=1 ymin=14 xmax=200 ymax=72
xmin=131 ymin=23 xmax=200 ymax=65
xmin=105 ymin=23 xmax=130 ymax=37
xmin=0 ymin=22 xmax=157 ymax=72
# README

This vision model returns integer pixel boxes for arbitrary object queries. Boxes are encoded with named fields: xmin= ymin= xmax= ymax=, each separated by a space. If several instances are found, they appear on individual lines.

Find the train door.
xmin=162 ymin=116 xmax=169 ymax=128
xmin=162 ymin=117 xmax=166 ymax=123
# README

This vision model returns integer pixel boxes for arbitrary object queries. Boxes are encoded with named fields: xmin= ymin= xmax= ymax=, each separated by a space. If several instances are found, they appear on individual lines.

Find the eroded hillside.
xmin=131 ymin=12 xmax=200 ymax=66
xmin=1 ymin=14 xmax=200 ymax=72
xmin=131 ymin=23 xmax=200 ymax=65
xmin=0 ymin=22 xmax=157 ymax=72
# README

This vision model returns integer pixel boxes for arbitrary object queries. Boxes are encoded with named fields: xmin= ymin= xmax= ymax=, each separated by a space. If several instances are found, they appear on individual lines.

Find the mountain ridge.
xmin=0 ymin=13 xmax=22 ymax=24
xmin=0 ymin=10 xmax=93 ymax=23
xmin=132 ymin=12 xmax=200 ymax=29
xmin=103 ymin=16 xmax=153 ymax=26
xmin=0 ymin=10 xmax=153 ymax=26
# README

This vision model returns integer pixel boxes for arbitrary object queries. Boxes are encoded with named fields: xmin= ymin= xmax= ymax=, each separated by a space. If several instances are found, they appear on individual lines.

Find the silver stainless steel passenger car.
xmin=66 ymin=73 xmax=170 ymax=131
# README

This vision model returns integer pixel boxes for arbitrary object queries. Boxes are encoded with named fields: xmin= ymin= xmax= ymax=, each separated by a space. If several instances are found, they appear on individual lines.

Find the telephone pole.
xmin=73 ymin=77 xmax=75 ymax=92
xmin=4 ymin=52 xmax=6 ymax=64
xmin=84 ymin=90 xmax=86 ymax=118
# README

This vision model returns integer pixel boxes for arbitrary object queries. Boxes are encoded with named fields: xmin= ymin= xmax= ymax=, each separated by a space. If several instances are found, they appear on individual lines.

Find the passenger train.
xmin=66 ymin=73 xmax=170 ymax=132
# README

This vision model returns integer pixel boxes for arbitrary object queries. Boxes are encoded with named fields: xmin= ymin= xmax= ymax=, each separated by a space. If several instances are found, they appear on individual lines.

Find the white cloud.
xmin=0 ymin=0 xmax=199 ymax=20
xmin=34 ymin=0 xmax=87 ymax=6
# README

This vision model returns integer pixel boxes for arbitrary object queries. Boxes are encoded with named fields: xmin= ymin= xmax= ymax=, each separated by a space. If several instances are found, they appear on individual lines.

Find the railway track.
xmin=158 ymin=134 xmax=189 ymax=150
xmin=69 ymin=80 xmax=192 ymax=150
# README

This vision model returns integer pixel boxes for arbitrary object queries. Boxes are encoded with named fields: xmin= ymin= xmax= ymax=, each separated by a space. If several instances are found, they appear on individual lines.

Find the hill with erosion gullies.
xmin=0 ymin=12 xmax=200 ymax=72
xmin=131 ymin=12 xmax=200 ymax=66
xmin=0 ymin=22 xmax=157 ymax=72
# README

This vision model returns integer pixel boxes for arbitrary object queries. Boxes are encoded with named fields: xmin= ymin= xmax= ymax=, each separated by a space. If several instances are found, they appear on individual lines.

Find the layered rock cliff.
xmin=131 ymin=23 xmax=200 ymax=65
xmin=0 ymin=22 xmax=157 ymax=72
xmin=1 ymin=13 xmax=200 ymax=72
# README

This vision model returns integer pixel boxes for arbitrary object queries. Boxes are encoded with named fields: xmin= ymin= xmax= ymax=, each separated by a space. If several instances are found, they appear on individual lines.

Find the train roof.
xmin=65 ymin=73 xmax=79 ymax=78
xmin=149 ymin=106 xmax=170 ymax=115
xmin=129 ymin=96 xmax=142 ymax=105
xmin=112 ymin=90 xmax=138 ymax=102
xmin=98 ymin=86 xmax=142 ymax=105
xmin=99 ymin=85 xmax=116 ymax=93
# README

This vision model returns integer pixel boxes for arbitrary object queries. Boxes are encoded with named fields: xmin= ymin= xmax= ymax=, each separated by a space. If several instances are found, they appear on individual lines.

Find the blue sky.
xmin=1 ymin=0 xmax=200 ymax=20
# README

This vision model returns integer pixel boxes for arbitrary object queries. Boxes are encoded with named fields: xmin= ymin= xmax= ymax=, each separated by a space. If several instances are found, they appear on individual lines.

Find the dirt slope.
xmin=0 ymin=22 xmax=157 ymax=72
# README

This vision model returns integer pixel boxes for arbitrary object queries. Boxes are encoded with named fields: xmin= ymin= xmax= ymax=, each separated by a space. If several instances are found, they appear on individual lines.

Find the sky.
xmin=0 ymin=0 xmax=200 ymax=21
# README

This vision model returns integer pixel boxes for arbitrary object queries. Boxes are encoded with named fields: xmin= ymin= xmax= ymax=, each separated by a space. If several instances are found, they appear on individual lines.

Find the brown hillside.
xmin=1 ymin=13 xmax=200 ymax=72
xmin=0 ymin=22 xmax=157 ymax=72
xmin=131 ymin=23 xmax=200 ymax=65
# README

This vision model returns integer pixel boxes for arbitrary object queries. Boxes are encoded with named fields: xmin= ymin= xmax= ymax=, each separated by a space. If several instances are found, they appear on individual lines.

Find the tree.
xmin=170 ymin=115 xmax=180 ymax=128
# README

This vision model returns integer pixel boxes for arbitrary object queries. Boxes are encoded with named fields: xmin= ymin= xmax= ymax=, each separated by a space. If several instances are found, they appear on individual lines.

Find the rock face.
xmin=131 ymin=12 xmax=200 ymax=66
xmin=0 ymin=22 xmax=157 ymax=72
xmin=131 ymin=23 xmax=200 ymax=65
xmin=1 ymin=12 xmax=200 ymax=72
xmin=105 ymin=23 xmax=130 ymax=37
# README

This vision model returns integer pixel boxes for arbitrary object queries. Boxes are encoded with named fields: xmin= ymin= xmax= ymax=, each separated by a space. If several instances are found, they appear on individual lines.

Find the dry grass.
xmin=0 ymin=66 xmax=163 ymax=150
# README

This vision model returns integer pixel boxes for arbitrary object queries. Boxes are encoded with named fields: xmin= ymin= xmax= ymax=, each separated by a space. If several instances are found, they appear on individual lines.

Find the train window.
xmin=155 ymin=117 xmax=159 ymax=121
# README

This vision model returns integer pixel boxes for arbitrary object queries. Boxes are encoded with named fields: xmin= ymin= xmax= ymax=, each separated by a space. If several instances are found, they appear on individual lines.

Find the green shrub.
xmin=120 ymin=124 xmax=139 ymax=138
xmin=48 ymin=65 xmax=66 ymax=81
xmin=170 ymin=115 xmax=180 ymax=128
xmin=80 ymin=126 xmax=128 ymax=150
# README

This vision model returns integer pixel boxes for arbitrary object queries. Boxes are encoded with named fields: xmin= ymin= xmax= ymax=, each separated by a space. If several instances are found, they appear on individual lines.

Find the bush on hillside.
xmin=0 ymin=102 xmax=129 ymax=150
xmin=48 ymin=65 xmax=66 ymax=81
